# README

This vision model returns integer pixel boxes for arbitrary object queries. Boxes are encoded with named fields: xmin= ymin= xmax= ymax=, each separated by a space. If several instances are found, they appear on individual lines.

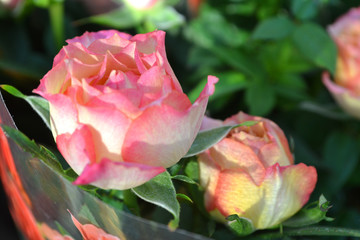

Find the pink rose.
xmin=323 ymin=7 xmax=360 ymax=118
xmin=198 ymin=112 xmax=317 ymax=230
xmin=34 ymin=30 xmax=217 ymax=190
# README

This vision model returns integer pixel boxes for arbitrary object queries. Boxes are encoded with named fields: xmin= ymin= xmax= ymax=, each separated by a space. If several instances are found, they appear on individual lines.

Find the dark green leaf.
xmin=211 ymin=47 xmax=265 ymax=79
xmin=188 ymin=72 xmax=247 ymax=103
xmin=252 ymin=15 xmax=295 ymax=40
xmin=172 ymin=175 xmax=197 ymax=185
xmin=321 ymin=132 xmax=360 ymax=196
xmin=184 ymin=121 xmax=257 ymax=158
xmin=245 ymin=80 xmax=276 ymax=116
xmin=292 ymin=23 xmax=337 ymax=74
xmin=184 ymin=4 xmax=248 ymax=48
xmin=1 ymin=85 xmax=50 ymax=129
xmin=291 ymin=0 xmax=319 ymax=20
xmin=226 ymin=214 xmax=254 ymax=236
xmin=132 ymin=171 xmax=180 ymax=229
xmin=283 ymin=195 xmax=333 ymax=228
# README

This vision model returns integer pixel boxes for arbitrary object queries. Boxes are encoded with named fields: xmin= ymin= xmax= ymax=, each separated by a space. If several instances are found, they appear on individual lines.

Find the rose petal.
xmin=263 ymin=120 xmax=294 ymax=166
xmin=77 ymin=104 xmax=131 ymax=162
xmin=34 ymin=61 xmax=70 ymax=96
xmin=210 ymin=138 xmax=266 ymax=185
xmin=198 ymin=151 xmax=221 ymax=211
xmin=39 ymin=223 xmax=74 ymax=240
xmin=66 ymin=58 xmax=102 ymax=81
xmin=132 ymin=31 xmax=182 ymax=92
xmin=200 ymin=116 xmax=224 ymax=131
xmin=323 ymin=72 xmax=360 ymax=119
xmin=87 ymin=32 xmax=129 ymax=55
xmin=214 ymin=163 xmax=317 ymax=229
xmin=69 ymin=211 xmax=120 ymax=240
xmin=45 ymin=94 xmax=78 ymax=138
xmin=73 ymin=159 xmax=165 ymax=190
xmin=63 ymin=43 xmax=100 ymax=65
xmin=67 ymin=30 xmax=131 ymax=48
xmin=56 ymin=125 xmax=95 ymax=174
xmin=122 ymin=75 xmax=218 ymax=168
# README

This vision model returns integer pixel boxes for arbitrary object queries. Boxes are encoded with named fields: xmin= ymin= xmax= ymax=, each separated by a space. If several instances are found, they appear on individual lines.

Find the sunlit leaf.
xmin=171 ymin=175 xmax=197 ymax=185
xmin=176 ymin=193 xmax=193 ymax=203
xmin=185 ymin=121 xmax=258 ymax=157
xmin=1 ymin=85 xmax=50 ymax=129
xmin=226 ymin=214 xmax=254 ymax=237
xmin=132 ymin=171 xmax=180 ymax=230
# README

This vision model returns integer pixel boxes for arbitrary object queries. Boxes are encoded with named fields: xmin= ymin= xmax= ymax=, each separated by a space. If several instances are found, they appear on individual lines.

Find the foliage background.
xmin=1 ymin=0 xmax=360 ymax=239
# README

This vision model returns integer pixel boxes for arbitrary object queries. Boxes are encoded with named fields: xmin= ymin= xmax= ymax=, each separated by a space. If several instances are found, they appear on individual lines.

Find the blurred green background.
xmin=1 ymin=0 xmax=360 ymax=239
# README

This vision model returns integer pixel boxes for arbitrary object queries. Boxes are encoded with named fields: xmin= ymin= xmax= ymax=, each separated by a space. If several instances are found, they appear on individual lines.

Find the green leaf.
xmin=252 ymin=15 xmax=295 ymax=40
xmin=146 ymin=6 xmax=184 ymax=30
xmin=1 ymin=85 xmax=50 ymax=129
xmin=171 ymin=175 xmax=197 ymax=185
xmin=321 ymin=132 xmax=360 ymax=196
xmin=76 ymin=7 xmax=142 ymax=29
xmin=176 ymin=193 xmax=193 ymax=203
xmin=131 ymin=171 xmax=180 ymax=230
xmin=32 ymin=0 xmax=50 ymax=8
xmin=184 ymin=121 xmax=258 ymax=158
xmin=245 ymin=80 xmax=276 ymax=116
xmin=211 ymin=47 xmax=265 ymax=79
xmin=283 ymin=195 xmax=333 ymax=228
xmin=188 ymin=72 xmax=247 ymax=103
xmin=184 ymin=4 xmax=248 ymax=48
xmin=291 ymin=0 xmax=319 ymax=20
xmin=0 ymin=125 xmax=76 ymax=181
xmin=292 ymin=23 xmax=337 ymax=74
xmin=226 ymin=214 xmax=254 ymax=236
xmin=184 ymin=160 xmax=200 ymax=182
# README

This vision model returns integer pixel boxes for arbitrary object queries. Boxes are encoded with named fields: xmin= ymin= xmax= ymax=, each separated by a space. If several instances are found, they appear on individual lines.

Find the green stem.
xmin=49 ymin=1 xmax=64 ymax=50
xmin=123 ymin=189 xmax=140 ymax=216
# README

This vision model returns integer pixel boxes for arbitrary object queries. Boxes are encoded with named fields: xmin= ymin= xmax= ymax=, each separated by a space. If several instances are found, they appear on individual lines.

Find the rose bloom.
xmin=34 ymin=30 xmax=217 ymax=190
xmin=323 ymin=7 xmax=360 ymax=119
xmin=198 ymin=112 xmax=317 ymax=230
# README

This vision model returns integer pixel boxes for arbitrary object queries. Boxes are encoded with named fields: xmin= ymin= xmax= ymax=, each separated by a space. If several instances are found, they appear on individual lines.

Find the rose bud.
xmin=323 ymin=7 xmax=360 ymax=119
xmin=198 ymin=112 xmax=317 ymax=230
xmin=34 ymin=30 xmax=217 ymax=190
